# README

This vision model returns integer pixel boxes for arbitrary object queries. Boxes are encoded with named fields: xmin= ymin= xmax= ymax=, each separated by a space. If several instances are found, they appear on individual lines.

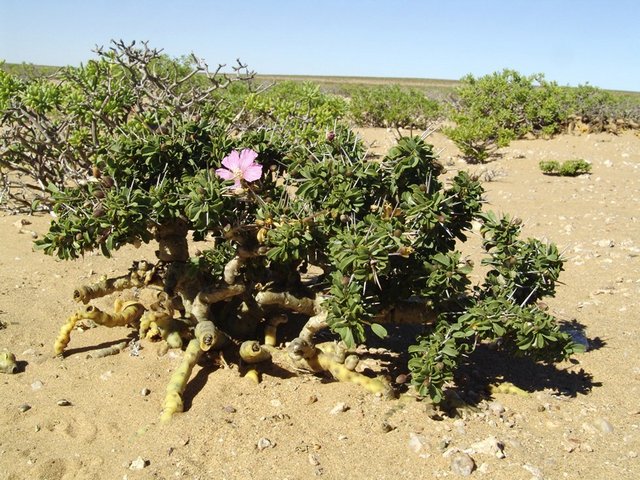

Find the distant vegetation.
xmin=2 ymin=58 xmax=639 ymax=187
xmin=539 ymin=159 xmax=592 ymax=176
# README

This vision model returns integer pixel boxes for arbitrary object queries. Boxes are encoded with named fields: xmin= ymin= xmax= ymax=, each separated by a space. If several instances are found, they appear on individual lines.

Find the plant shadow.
xmin=63 ymin=332 xmax=137 ymax=358
xmin=341 ymin=322 xmax=600 ymax=410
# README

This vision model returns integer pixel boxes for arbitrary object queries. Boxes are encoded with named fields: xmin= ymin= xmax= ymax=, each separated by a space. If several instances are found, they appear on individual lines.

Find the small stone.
xmin=329 ymin=402 xmax=348 ymax=414
xmin=18 ymin=403 xmax=31 ymax=413
xmin=522 ymin=463 xmax=543 ymax=479
xmin=450 ymin=452 xmax=475 ymax=476
xmin=537 ymin=404 xmax=546 ymax=412
xmin=453 ymin=419 xmax=466 ymax=435
xmin=488 ymin=401 xmax=505 ymax=416
xmin=594 ymin=239 xmax=614 ymax=248
xmin=31 ymin=380 xmax=44 ymax=391
xmin=308 ymin=453 xmax=320 ymax=466
xmin=223 ymin=405 xmax=237 ymax=413
xmin=467 ymin=436 xmax=505 ymax=459
xmin=593 ymin=418 xmax=614 ymax=434
xmin=270 ymin=399 xmax=282 ymax=408
xmin=257 ymin=438 xmax=274 ymax=451
xmin=140 ymin=388 xmax=151 ymax=396
xmin=439 ymin=438 xmax=451 ymax=451
xmin=56 ymin=399 xmax=72 ymax=406
xmin=628 ymin=451 xmax=638 ymax=459
xmin=381 ymin=421 xmax=395 ymax=433
xmin=306 ymin=395 xmax=318 ymax=405
xmin=408 ymin=432 xmax=427 ymax=454
xmin=129 ymin=456 xmax=147 ymax=470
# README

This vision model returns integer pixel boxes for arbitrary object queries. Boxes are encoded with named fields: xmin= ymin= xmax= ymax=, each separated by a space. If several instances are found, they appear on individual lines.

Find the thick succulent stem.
xmin=155 ymin=219 xmax=190 ymax=262
xmin=264 ymin=314 xmax=288 ymax=347
xmin=194 ymin=320 xmax=221 ymax=351
xmin=254 ymin=291 xmax=316 ymax=316
xmin=73 ymin=261 xmax=158 ymax=304
xmin=299 ymin=311 xmax=328 ymax=344
xmin=86 ymin=341 xmax=128 ymax=359
xmin=161 ymin=338 xmax=202 ymax=423
xmin=376 ymin=299 xmax=437 ymax=326
xmin=287 ymin=339 xmax=393 ymax=397
xmin=54 ymin=300 xmax=145 ymax=356
xmin=0 ymin=350 xmax=18 ymax=374
xmin=239 ymin=340 xmax=272 ymax=364
xmin=139 ymin=311 xmax=186 ymax=349
xmin=190 ymin=284 xmax=246 ymax=323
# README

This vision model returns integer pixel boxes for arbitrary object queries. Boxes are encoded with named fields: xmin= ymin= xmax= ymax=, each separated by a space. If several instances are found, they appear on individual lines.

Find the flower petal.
xmin=238 ymin=148 xmax=259 ymax=170
xmin=221 ymin=150 xmax=241 ymax=170
xmin=215 ymin=167 xmax=234 ymax=180
xmin=242 ymin=163 xmax=263 ymax=182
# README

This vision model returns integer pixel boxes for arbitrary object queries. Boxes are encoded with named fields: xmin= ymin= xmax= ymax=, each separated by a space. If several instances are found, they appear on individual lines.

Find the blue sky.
xmin=1 ymin=0 xmax=638 ymax=91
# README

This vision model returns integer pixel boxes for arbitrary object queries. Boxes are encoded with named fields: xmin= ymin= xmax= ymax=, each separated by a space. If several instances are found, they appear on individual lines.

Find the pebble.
xmin=488 ymin=401 xmax=505 ymax=416
xmin=450 ymin=452 xmax=475 ymax=476
xmin=306 ymin=394 xmax=318 ymax=405
xmin=467 ymin=436 xmax=505 ymax=459
xmin=270 ymin=399 xmax=282 ymax=408
xmin=381 ymin=421 xmax=395 ymax=433
xmin=257 ymin=438 xmax=274 ymax=451
xmin=329 ymin=402 xmax=349 ymax=414
xmin=408 ymin=432 xmax=427 ymax=454
xmin=31 ymin=380 xmax=44 ymax=391
xmin=140 ymin=388 xmax=151 ymax=396
xmin=56 ymin=399 xmax=72 ymax=406
xmin=18 ymin=403 xmax=31 ymax=413
xmin=522 ymin=463 xmax=543 ymax=479
xmin=453 ymin=419 xmax=466 ymax=435
xmin=308 ymin=453 xmax=320 ymax=466
xmin=223 ymin=405 xmax=237 ymax=414
xmin=593 ymin=417 xmax=614 ymax=434
xmin=129 ymin=456 xmax=147 ymax=470
xmin=594 ymin=239 xmax=615 ymax=248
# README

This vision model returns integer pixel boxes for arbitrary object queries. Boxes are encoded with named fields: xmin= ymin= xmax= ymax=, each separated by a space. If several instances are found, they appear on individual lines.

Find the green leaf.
xmin=370 ymin=323 xmax=388 ymax=339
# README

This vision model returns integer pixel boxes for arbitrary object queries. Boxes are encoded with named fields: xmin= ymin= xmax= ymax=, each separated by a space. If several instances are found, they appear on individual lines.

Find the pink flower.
xmin=215 ymin=148 xmax=262 ymax=188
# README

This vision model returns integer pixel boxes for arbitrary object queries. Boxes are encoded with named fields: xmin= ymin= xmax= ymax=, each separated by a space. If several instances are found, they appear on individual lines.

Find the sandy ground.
xmin=1 ymin=128 xmax=639 ymax=480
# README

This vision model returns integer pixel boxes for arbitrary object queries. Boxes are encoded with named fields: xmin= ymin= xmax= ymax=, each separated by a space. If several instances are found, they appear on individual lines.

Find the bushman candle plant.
xmin=1 ymin=41 xmax=582 ymax=422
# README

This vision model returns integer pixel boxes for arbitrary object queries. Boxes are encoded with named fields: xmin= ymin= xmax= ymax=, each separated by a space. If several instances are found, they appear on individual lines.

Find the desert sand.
xmin=1 ymin=128 xmax=639 ymax=480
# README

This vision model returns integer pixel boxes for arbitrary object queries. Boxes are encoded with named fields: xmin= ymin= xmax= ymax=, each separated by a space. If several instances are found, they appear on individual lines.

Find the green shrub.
xmin=444 ymin=69 xmax=568 ymax=162
xmin=539 ymin=159 xmax=592 ymax=176
xmin=347 ymin=84 xmax=441 ymax=129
